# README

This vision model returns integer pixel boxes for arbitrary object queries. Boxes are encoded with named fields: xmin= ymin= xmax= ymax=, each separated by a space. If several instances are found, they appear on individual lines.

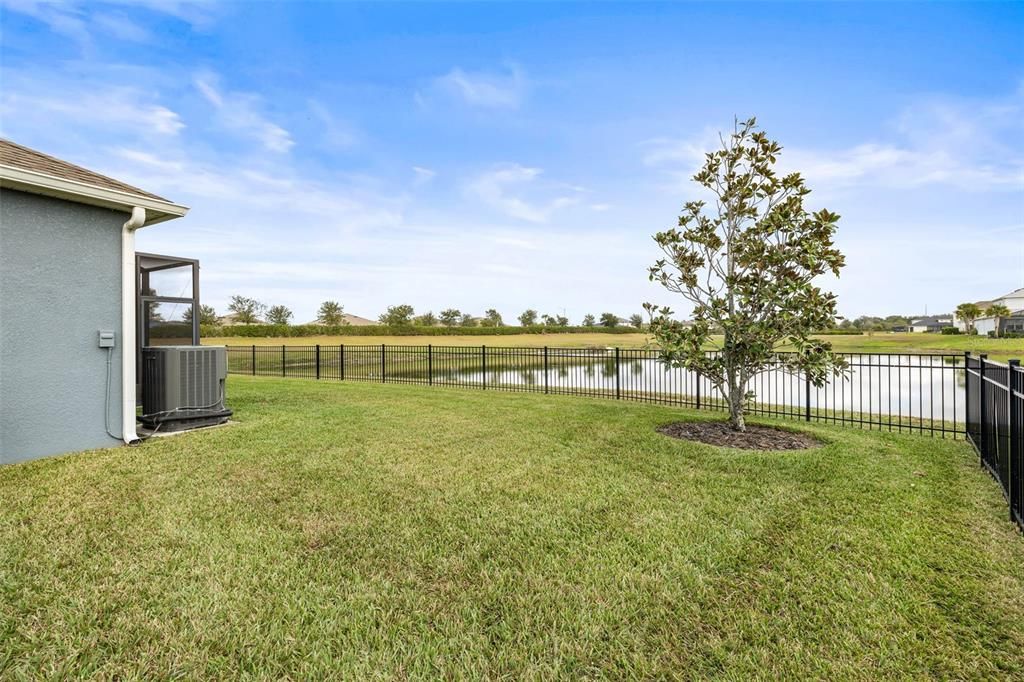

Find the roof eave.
xmin=0 ymin=164 xmax=189 ymax=225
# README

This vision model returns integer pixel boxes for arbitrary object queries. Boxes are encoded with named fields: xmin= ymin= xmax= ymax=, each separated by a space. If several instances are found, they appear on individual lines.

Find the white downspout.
xmin=121 ymin=207 xmax=145 ymax=444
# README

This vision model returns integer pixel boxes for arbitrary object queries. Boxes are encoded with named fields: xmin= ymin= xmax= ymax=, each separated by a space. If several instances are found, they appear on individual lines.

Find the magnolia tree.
xmin=645 ymin=117 xmax=846 ymax=431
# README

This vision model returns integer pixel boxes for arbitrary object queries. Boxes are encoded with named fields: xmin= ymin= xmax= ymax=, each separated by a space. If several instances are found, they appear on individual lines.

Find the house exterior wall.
xmin=0 ymin=189 xmax=126 ymax=464
xmin=999 ymin=293 xmax=1024 ymax=310
xmin=974 ymin=317 xmax=998 ymax=336
xmin=1002 ymin=315 xmax=1024 ymax=335
xmin=974 ymin=315 xmax=1024 ymax=336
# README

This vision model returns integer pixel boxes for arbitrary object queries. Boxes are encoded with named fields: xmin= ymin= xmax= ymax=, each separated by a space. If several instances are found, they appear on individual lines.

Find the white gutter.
xmin=0 ymin=165 xmax=189 ymax=224
xmin=122 ymin=207 xmax=146 ymax=444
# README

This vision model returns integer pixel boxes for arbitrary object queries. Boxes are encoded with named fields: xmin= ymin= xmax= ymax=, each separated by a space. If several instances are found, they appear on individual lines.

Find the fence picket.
xmin=965 ymin=353 xmax=1023 ymax=532
xmin=230 ymin=345 xmax=969 ymax=429
xmin=1009 ymin=360 xmax=1021 ymax=524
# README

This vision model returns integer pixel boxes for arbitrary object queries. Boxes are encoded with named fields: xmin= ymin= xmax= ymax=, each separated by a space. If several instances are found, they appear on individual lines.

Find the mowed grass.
xmin=204 ymin=331 xmax=1024 ymax=360
xmin=815 ymin=332 xmax=1024 ymax=362
xmin=2 ymin=377 xmax=1023 ymax=678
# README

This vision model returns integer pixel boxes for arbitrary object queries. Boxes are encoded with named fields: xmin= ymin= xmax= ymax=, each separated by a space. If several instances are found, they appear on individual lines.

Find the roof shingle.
xmin=0 ymin=138 xmax=167 ymax=202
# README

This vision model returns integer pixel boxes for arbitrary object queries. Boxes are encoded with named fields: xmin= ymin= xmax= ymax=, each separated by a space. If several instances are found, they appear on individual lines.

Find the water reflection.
xmin=445 ymin=354 xmax=963 ymax=423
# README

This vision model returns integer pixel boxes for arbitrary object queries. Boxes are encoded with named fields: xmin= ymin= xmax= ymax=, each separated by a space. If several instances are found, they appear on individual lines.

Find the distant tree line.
xmin=209 ymin=296 xmax=650 ymax=331
xmin=369 ymin=305 xmax=647 ymax=329
xmin=835 ymin=303 xmax=1013 ymax=336
xmin=835 ymin=315 xmax=913 ymax=332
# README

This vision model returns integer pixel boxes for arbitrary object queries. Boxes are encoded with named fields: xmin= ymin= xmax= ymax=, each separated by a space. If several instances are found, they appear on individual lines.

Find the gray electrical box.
xmin=98 ymin=330 xmax=115 ymax=348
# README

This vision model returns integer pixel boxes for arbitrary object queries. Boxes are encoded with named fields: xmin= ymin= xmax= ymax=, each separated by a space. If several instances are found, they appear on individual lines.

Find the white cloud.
xmin=308 ymin=100 xmax=358 ymax=150
xmin=0 ymin=81 xmax=184 ymax=136
xmin=480 ymin=263 xmax=527 ymax=276
xmin=783 ymin=144 xmax=1022 ymax=192
xmin=114 ymin=0 xmax=220 ymax=29
xmin=432 ymin=64 xmax=528 ymax=109
xmin=644 ymin=93 xmax=1024 ymax=194
xmin=93 ymin=13 xmax=150 ymax=41
xmin=0 ymin=0 xmax=219 ymax=49
xmin=1 ymin=0 xmax=93 ymax=48
xmin=464 ymin=164 xmax=579 ymax=223
xmin=112 ymin=148 xmax=185 ymax=173
xmin=107 ymin=144 xmax=406 ymax=230
xmin=492 ymin=235 xmax=540 ymax=250
xmin=641 ymin=128 xmax=722 ymax=168
xmin=412 ymin=166 xmax=436 ymax=186
xmin=194 ymin=71 xmax=294 ymax=153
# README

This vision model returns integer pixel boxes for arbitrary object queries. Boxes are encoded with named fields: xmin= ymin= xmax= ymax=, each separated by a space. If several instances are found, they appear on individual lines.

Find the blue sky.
xmin=1 ymin=1 xmax=1022 ymax=323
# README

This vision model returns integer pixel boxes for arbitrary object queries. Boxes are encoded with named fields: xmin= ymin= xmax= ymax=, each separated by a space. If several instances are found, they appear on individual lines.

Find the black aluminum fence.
xmin=966 ymin=354 xmax=1024 ymax=531
xmin=228 ymin=345 xmax=966 ymax=438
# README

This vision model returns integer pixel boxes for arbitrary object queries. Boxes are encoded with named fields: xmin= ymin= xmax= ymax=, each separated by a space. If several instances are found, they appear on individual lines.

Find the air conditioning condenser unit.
xmin=140 ymin=346 xmax=232 ymax=432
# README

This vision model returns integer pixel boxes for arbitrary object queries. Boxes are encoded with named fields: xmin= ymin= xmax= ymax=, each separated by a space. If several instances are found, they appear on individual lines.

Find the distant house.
xmin=975 ymin=308 xmax=1024 ymax=337
xmin=217 ymin=313 xmax=261 ymax=326
xmin=956 ymin=287 xmax=1024 ymax=332
xmin=301 ymin=313 xmax=376 ymax=326
xmin=996 ymin=287 xmax=1024 ymax=311
xmin=907 ymin=315 xmax=954 ymax=333
xmin=342 ymin=313 xmax=376 ymax=326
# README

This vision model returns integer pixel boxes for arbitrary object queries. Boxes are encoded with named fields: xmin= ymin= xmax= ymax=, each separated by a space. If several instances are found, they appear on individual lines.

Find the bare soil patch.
xmin=657 ymin=421 xmax=821 ymax=450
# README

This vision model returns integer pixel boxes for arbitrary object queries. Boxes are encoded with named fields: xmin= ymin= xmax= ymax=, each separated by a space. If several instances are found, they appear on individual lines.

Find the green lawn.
xmin=2 ymin=377 xmax=1023 ymax=678
xmin=203 ymin=331 xmax=1024 ymax=361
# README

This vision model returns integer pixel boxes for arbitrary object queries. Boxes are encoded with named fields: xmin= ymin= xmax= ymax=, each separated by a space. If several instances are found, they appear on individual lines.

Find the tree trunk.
xmin=727 ymin=382 xmax=746 ymax=432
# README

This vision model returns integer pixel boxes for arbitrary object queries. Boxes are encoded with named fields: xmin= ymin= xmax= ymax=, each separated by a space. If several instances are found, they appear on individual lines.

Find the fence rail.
xmin=966 ymin=353 xmax=1023 ymax=531
xmin=228 ymin=344 xmax=966 ymax=435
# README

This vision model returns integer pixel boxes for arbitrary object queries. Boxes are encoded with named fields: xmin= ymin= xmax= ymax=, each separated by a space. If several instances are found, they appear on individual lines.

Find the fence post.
xmin=428 ymin=344 xmax=433 ymax=385
xmin=696 ymin=369 xmax=702 ymax=410
xmin=615 ymin=347 xmax=621 ymax=399
xmin=979 ymin=354 xmax=987 ymax=466
xmin=381 ymin=344 xmax=386 ymax=383
xmin=316 ymin=344 xmax=321 ymax=380
xmin=340 ymin=344 xmax=345 ymax=381
xmin=544 ymin=346 xmax=549 ymax=394
xmin=805 ymin=372 xmax=811 ymax=422
xmin=964 ymin=352 xmax=971 ymax=443
xmin=481 ymin=345 xmax=486 ymax=390
xmin=251 ymin=344 xmax=256 ymax=376
xmin=1009 ymin=359 xmax=1020 ymax=522
xmin=282 ymin=344 xmax=286 ymax=377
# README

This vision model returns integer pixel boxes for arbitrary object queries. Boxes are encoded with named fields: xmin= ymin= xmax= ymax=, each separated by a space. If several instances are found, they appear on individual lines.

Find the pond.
xmin=437 ymin=352 xmax=964 ymax=426
xmin=229 ymin=345 xmax=965 ymax=432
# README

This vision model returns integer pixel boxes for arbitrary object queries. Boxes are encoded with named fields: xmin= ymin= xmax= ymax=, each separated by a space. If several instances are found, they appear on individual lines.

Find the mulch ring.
xmin=656 ymin=421 xmax=822 ymax=450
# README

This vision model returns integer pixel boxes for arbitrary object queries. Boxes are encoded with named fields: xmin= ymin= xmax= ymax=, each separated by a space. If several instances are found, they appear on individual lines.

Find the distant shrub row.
xmin=198 ymin=324 xmax=872 ymax=339
xmin=814 ymin=329 xmax=864 ymax=336
xmin=199 ymin=324 xmax=647 ymax=338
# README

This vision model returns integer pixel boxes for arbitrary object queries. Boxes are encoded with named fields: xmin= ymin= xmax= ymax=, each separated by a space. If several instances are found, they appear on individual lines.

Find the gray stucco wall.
xmin=1 ymin=189 xmax=127 ymax=464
